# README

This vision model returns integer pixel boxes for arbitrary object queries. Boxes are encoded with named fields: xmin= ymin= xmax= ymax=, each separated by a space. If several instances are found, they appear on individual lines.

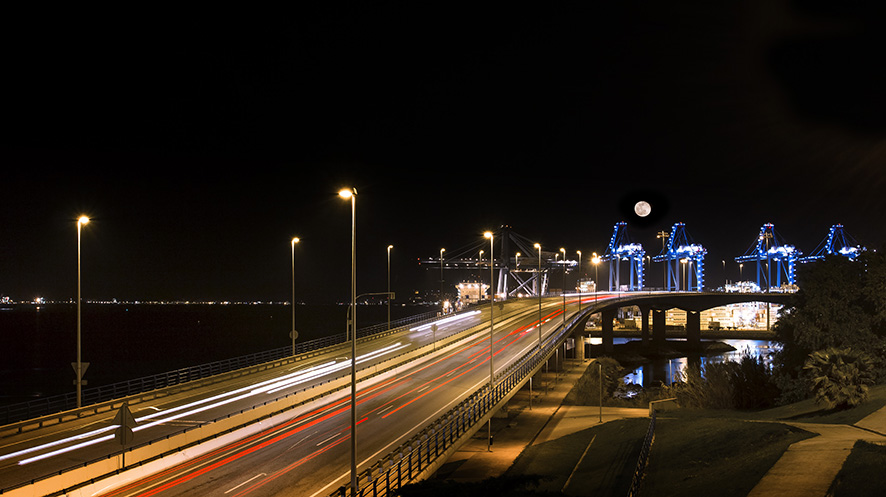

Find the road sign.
xmin=290 ymin=330 xmax=299 ymax=340
xmin=71 ymin=362 xmax=89 ymax=385
xmin=113 ymin=402 xmax=137 ymax=446
xmin=115 ymin=426 xmax=134 ymax=446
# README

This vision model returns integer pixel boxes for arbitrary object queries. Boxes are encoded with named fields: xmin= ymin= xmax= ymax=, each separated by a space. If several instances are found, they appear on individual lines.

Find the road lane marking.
xmin=225 ymin=473 xmax=266 ymax=494
xmin=316 ymin=433 xmax=341 ymax=447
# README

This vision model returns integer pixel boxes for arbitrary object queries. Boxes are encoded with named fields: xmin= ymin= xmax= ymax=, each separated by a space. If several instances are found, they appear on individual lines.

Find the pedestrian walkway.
xmin=438 ymin=358 xmax=647 ymax=482
xmin=748 ymin=405 xmax=886 ymax=497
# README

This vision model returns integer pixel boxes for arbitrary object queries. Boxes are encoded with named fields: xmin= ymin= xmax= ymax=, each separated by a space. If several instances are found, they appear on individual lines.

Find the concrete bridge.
xmin=567 ymin=292 xmax=793 ymax=357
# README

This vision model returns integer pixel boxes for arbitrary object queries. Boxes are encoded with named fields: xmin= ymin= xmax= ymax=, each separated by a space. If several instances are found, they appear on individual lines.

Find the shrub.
xmin=804 ymin=347 xmax=876 ymax=409
xmin=671 ymin=361 xmax=735 ymax=409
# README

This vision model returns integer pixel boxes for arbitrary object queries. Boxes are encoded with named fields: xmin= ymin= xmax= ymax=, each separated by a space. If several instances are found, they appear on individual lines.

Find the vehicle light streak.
xmin=8 ymin=343 xmax=408 ymax=465
xmin=381 ymin=312 xmax=556 ymax=419
xmin=409 ymin=310 xmax=480 ymax=332
xmin=102 ymin=380 xmax=399 ymax=497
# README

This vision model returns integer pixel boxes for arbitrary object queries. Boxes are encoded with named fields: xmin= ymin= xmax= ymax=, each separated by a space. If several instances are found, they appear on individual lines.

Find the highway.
xmin=0 ymin=296 xmax=599 ymax=496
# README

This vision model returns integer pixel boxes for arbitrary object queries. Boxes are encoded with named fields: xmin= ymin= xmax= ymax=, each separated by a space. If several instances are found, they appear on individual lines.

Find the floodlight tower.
xmin=652 ymin=223 xmax=706 ymax=291
xmin=735 ymin=223 xmax=800 ymax=290
xmin=799 ymin=224 xmax=865 ymax=263
xmin=602 ymin=222 xmax=645 ymax=291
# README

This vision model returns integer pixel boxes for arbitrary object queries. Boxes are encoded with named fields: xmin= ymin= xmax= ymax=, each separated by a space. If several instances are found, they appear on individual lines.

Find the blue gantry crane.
xmin=652 ymin=222 xmax=706 ymax=291
xmin=602 ymin=222 xmax=645 ymax=291
xmin=735 ymin=223 xmax=800 ymax=290
xmin=799 ymin=224 xmax=865 ymax=263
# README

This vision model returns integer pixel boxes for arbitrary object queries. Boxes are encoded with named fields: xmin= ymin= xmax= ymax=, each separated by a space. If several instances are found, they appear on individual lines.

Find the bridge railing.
xmin=334 ymin=307 xmax=588 ymax=497
xmin=0 ymin=308 xmax=443 ymax=425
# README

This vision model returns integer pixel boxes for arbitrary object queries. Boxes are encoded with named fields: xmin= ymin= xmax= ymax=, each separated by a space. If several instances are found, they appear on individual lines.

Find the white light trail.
xmin=410 ymin=311 xmax=480 ymax=332
xmin=8 ymin=343 xmax=408 ymax=465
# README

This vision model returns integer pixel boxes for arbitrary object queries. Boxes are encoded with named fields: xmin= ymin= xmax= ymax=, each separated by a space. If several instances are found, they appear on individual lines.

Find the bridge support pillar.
xmin=638 ymin=305 xmax=650 ymax=345
xmin=687 ymin=310 xmax=701 ymax=348
xmin=652 ymin=309 xmax=666 ymax=346
xmin=601 ymin=308 xmax=616 ymax=354
xmin=575 ymin=334 xmax=586 ymax=361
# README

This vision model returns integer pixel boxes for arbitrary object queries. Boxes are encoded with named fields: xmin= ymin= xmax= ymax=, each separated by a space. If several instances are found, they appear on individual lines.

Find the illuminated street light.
xmin=576 ymin=250 xmax=582 ymax=312
xmin=75 ymin=215 xmax=89 ymax=408
xmin=338 ymin=187 xmax=358 ymax=495
xmin=592 ymin=252 xmax=601 ymax=303
xmin=440 ymin=248 xmax=446 ymax=309
xmin=291 ymin=237 xmax=300 ymax=356
xmin=484 ymin=231 xmax=494 ymax=451
xmin=387 ymin=245 xmax=393 ymax=331
xmin=560 ymin=248 xmax=566 ymax=324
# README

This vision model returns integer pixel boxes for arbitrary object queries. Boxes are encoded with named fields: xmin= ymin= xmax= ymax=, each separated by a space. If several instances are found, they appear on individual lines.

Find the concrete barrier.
xmin=648 ymin=397 xmax=679 ymax=416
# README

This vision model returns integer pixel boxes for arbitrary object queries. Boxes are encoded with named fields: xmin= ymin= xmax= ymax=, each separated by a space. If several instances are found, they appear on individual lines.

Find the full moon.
xmin=634 ymin=201 xmax=652 ymax=217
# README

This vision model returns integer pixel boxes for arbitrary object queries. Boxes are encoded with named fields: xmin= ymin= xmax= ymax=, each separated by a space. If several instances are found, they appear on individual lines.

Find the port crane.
xmin=735 ymin=223 xmax=800 ymax=290
xmin=653 ymin=222 xmax=706 ymax=291
xmin=602 ymin=222 xmax=645 ymax=291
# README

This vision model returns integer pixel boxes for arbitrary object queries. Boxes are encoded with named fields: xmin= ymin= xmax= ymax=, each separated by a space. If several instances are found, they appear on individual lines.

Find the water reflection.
xmin=618 ymin=338 xmax=781 ymax=387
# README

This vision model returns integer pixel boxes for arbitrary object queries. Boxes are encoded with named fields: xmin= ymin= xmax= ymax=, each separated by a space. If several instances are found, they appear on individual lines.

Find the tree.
xmin=773 ymin=250 xmax=886 ymax=401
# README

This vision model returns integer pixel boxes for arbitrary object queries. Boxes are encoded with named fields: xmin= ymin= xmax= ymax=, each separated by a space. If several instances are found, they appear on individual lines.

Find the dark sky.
xmin=2 ymin=2 xmax=885 ymax=303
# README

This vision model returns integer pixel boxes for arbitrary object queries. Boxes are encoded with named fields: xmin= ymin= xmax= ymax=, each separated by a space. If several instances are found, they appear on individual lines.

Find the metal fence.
xmin=0 ymin=309 xmax=441 ymax=425
xmin=627 ymin=409 xmax=656 ymax=497
xmin=331 ymin=308 xmax=586 ymax=496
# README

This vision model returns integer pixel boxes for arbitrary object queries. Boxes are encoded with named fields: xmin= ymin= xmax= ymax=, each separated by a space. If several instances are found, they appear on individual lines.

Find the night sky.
xmin=2 ymin=2 xmax=885 ymax=303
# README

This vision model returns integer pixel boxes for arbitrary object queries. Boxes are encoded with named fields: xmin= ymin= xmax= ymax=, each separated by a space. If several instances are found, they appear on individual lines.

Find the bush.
xmin=564 ymin=356 xmax=627 ymax=406
xmin=671 ymin=361 xmax=735 ymax=409
xmin=729 ymin=350 xmax=780 ymax=409
xmin=804 ymin=347 xmax=875 ymax=409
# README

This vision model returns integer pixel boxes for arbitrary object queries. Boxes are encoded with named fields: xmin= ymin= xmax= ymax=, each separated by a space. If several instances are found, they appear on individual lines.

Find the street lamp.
xmin=576 ymin=250 xmax=582 ymax=311
xmin=439 ymin=248 xmax=445 ymax=310
xmin=680 ymin=259 xmax=689 ymax=292
xmin=387 ymin=245 xmax=393 ymax=330
xmin=657 ymin=230 xmax=669 ymax=289
xmin=592 ymin=252 xmax=601 ymax=303
xmin=484 ymin=231 xmax=494 ymax=451
xmin=75 ymin=215 xmax=89 ymax=408
xmin=338 ymin=187 xmax=358 ymax=495
xmin=560 ymin=248 xmax=566 ymax=324
xmin=291 ymin=237 xmax=300 ymax=356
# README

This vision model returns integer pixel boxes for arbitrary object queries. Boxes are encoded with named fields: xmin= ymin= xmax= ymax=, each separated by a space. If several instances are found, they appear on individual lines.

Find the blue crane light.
xmin=735 ymin=223 xmax=800 ymax=290
xmin=602 ymin=222 xmax=645 ymax=291
xmin=652 ymin=222 xmax=706 ymax=291
xmin=799 ymin=224 xmax=864 ymax=263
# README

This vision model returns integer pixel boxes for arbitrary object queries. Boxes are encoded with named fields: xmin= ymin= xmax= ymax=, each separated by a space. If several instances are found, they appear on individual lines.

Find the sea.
xmin=0 ymin=304 xmax=779 ymax=407
xmin=0 ymin=303 xmax=435 ymax=407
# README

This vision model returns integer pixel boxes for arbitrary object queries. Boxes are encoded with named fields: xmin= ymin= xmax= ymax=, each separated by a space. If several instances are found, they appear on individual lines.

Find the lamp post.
xmin=75 ymin=215 xmax=89 ymax=408
xmin=534 ymin=243 xmax=543 ymax=347
xmin=439 ymin=248 xmax=445 ymax=310
xmin=387 ymin=245 xmax=393 ymax=330
xmin=291 ymin=237 xmax=300 ymax=356
xmin=338 ymin=187 xmax=358 ymax=495
xmin=680 ymin=258 xmax=688 ymax=291
xmin=592 ymin=253 xmax=601 ymax=303
xmin=657 ymin=230 xmax=669 ymax=290
xmin=484 ymin=231 xmax=494 ymax=451
xmin=560 ymin=248 xmax=566 ymax=325
xmin=576 ymin=250 xmax=582 ymax=311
